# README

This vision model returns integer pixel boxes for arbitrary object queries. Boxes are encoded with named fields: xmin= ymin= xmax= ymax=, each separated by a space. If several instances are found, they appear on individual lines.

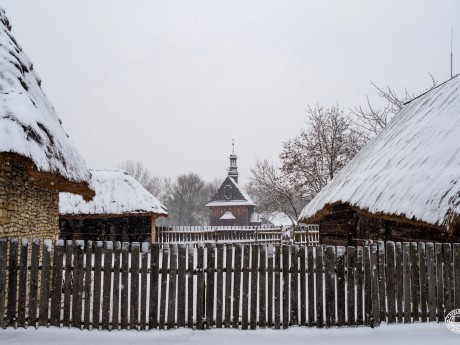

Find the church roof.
xmin=206 ymin=176 xmax=256 ymax=207
xmin=220 ymin=211 xmax=236 ymax=220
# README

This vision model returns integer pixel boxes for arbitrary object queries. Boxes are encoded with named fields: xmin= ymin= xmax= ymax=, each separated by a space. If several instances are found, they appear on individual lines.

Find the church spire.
xmin=228 ymin=139 xmax=239 ymax=183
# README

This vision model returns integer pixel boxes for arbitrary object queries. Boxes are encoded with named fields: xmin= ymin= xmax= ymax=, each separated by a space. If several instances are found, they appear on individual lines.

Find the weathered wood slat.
xmin=299 ymin=246 xmax=306 ymax=326
xmin=315 ymin=246 xmax=324 ymax=328
xmin=159 ymin=245 xmax=169 ymax=329
xmin=259 ymin=244 xmax=267 ymax=328
xmin=410 ymin=242 xmax=420 ymax=323
xmin=242 ymin=244 xmax=250 ymax=330
xmin=347 ymin=246 xmax=356 ymax=326
xmin=425 ymin=243 xmax=436 ymax=322
xmin=71 ymin=240 xmax=84 ymax=328
xmin=370 ymin=243 xmax=380 ymax=327
xmin=454 ymin=243 xmax=460 ymax=310
xmin=395 ymin=242 xmax=403 ymax=323
xmin=63 ymin=241 xmax=73 ymax=328
xmin=443 ymin=243 xmax=453 ymax=315
xmin=232 ymin=244 xmax=242 ymax=329
xmin=120 ymin=242 xmax=130 ymax=329
xmin=130 ymin=243 xmax=140 ymax=330
xmin=377 ymin=241 xmax=386 ymax=323
xmin=355 ymin=246 xmax=364 ymax=326
xmin=215 ymin=244 xmax=224 ymax=328
xmin=187 ymin=245 xmax=194 ymax=328
xmin=224 ymin=245 xmax=233 ymax=328
xmin=0 ymin=239 xmax=8 ymax=329
xmin=93 ymin=241 xmax=104 ymax=330
xmin=7 ymin=239 xmax=18 ymax=327
xmin=290 ymin=245 xmax=299 ymax=326
xmin=363 ymin=245 xmax=372 ymax=326
xmin=140 ymin=242 xmax=149 ymax=330
xmin=336 ymin=246 xmax=346 ymax=327
xmin=167 ymin=244 xmax=178 ymax=329
xmin=385 ymin=242 xmax=396 ymax=324
xmin=274 ymin=245 xmax=281 ymax=329
xmin=250 ymin=245 xmax=258 ymax=330
xmin=50 ymin=240 xmax=64 ymax=327
xmin=435 ymin=243 xmax=444 ymax=322
xmin=307 ymin=246 xmax=314 ymax=327
xmin=402 ymin=242 xmax=411 ymax=323
xmin=149 ymin=243 xmax=160 ymax=329
xmin=282 ymin=245 xmax=290 ymax=329
xmin=418 ymin=242 xmax=428 ymax=322
xmin=324 ymin=245 xmax=335 ymax=328
xmin=17 ymin=239 xmax=28 ymax=328
xmin=102 ymin=241 xmax=113 ymax=330
xmin=196 ymin=244 xmax=205 ymax=329
xmin=112 ymin=241 xmax=121 ymax=330
xmin=205 ymin=244 xmax=216 ymax=329
xmin=84 ymin=241 xmax=93 ymax=330
xmin=177 ymin=244 xmax=187 ymax=328
xmin=38 ymin=240 xmax=52 ymax=327
xmin=28 ymin=239 xmax=40 ymax=328
xmin=267 ymin=245 xmax=274 ymax=327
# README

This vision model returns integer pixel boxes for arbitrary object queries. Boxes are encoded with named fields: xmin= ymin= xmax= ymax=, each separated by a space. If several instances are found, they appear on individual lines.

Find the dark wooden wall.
xmin=209 ymin=206 xmax=255 ymax=227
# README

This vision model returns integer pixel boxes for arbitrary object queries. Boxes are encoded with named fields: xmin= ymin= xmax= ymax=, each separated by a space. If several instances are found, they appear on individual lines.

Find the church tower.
xmin=228 ymin=139 xmax=239 ymax=183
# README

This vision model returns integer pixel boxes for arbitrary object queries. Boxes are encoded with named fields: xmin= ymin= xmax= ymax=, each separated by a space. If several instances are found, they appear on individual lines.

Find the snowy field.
xmin=1 ymin=324 xmax=459 ymax=345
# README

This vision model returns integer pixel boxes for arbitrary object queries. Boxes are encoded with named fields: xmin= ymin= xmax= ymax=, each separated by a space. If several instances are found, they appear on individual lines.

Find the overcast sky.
xmin=2 ymin=0 xmax=459 ymax=185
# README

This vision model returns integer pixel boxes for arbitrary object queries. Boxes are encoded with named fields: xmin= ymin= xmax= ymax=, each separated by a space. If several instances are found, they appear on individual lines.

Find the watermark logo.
xmin=445 ymin=309 xmax=460 ymax=334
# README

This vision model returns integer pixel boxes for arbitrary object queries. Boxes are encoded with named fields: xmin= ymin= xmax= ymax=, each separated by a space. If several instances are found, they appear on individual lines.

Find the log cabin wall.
xmin=209 ymin=205 xmax=254 ymax=226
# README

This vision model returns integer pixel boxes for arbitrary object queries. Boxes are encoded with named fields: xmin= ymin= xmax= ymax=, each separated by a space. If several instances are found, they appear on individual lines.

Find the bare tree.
xmin=248 ymin=159 xmax=305 ymax=224
xmin=119 ymin=160 xmax=164 ymax=198
xmin=280 ymin=104 xmax=364 ymax=201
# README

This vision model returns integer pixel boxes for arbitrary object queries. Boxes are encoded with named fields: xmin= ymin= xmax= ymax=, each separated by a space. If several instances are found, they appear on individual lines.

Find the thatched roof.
xmin=299 ymin=75 xmax=460 ymax=232
xmin=0 ymin=8 xmax=94 ymax=199
xmin=59 ymin=169 xmax=168 ymax=218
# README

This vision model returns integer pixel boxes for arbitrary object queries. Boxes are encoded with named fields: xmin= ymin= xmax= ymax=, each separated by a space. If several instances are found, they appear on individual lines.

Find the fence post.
xmin=0 ymin=239 xmax=8 ymax=329
xmin=17 ymin=239 xmax=29 ymax=328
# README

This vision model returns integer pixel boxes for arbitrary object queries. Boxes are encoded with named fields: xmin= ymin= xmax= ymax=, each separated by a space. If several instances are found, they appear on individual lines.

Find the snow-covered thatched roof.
xmin=299 ymin=75 xmax=460 ymax=231
xmin=0 ymin=8 xmax=93 ymax=199
xmin=59 ymin=169 xmax=168 ymax=217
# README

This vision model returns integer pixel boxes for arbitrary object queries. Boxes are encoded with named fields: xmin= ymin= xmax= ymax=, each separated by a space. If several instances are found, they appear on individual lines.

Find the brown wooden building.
xmin=206 ymin=148 xmax=260 ymax=226
xmin=298 ymin=75 xmax=460 ymax=245
xmin=59 ymin=169 xmax=167 ymax=242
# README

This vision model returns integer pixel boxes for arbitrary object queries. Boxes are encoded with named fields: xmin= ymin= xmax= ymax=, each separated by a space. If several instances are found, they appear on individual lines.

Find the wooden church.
xmin=206 ymin=146 xmax=260 ymax=227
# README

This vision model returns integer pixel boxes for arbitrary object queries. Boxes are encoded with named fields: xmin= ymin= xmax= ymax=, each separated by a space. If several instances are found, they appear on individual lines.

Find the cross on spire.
xmin=232 ymin=139 xmax=235 ymax=154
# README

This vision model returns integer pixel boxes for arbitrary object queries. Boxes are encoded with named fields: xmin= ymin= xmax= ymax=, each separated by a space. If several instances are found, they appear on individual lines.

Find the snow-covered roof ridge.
xmin=228 ymin=177 xmax=256 ymax=205
xmin=0 ymin=8 xmax=93 ymax=198
xmin=59 ymin=169 xmax=168 ymax=217
xmin=299 ymin=75 xmax=460 ymax=230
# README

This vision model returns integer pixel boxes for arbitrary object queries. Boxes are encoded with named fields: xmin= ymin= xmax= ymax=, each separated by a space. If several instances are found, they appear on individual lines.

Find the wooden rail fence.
xmin=0 ymin=239 xmax=458 ymax=330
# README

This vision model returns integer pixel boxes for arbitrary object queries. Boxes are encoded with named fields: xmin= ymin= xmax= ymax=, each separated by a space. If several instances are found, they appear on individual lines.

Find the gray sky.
xmin=2 ymin=0 xmax=460 ymax=185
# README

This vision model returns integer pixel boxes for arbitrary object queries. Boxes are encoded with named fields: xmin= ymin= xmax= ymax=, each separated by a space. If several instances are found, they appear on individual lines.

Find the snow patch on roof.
xmin=59 ymin=169 xmax=168 ymax=216
xmin=299 ymin=75 xmax=460 ymax=228
xmin=220 ymin=211 xmax=236 ymax=220
xmin=0 ymin=8 xmax=91 ymax=186
xmin=229 ymin=177 xmax=256 ymax=205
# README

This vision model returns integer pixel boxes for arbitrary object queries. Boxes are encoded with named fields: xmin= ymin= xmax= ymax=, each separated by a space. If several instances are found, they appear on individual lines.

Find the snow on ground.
xmin=1 ymin=324 xmax=459 ymax=345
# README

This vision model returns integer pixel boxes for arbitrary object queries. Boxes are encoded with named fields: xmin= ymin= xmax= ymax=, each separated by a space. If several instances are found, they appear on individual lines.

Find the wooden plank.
xmin=267 ymin=245 xmax=274 ymax=328
xmin=443 ymin=243 xmax=453 ymax=315
xmin=50 ymin=240 xmax=64 ymax=327
xmin=17 ymin=239 xmax=29 ymax=328
xmin=167 ymin=244 xmax=178 ymax=330
xmin=224 ymin=244 xmax=232 ymax=328
xmin=385 ymin=241 xmax=396 ymax=324
xmin=102 ymin=241 xmax=113 ymax=330
xmin=38 ymin=240 xmax=52 ymax=327
xmin=149 ymin=244 xmax=160 ymax=329
xmin=187 ymin=245 xmax=194 ymax=328
xmin=355 ymin=246 xmax=364 ymax=326
xmin=324 ymin=245 xmax=335 ymax=328
xmin=28 ymin=239 xmax=40 ymax=328
xmin=315 ymin=246 xmax=324 ymax=328
xmin=140 ymin=242 xmax=149 ymax=330
xmin=274 ymin=245 xmax=281 ymax=329
xmin=242 ymin=244 xmax=250 ymax=330
xmin=410 ymin=242 xmax=420 ymax=323
xmin=0 ymin=239 xmax=8 ymax=329
xmin=112 ymin=241 xmax=121 ymax=330
xmin=435 ymin=243 xmax=444 ymax=322
xmin=363 ymin=245 xmax=372 ymax=326
xmin=121 ymin=242 xmax=130 ymax=329
xmin=177 ymin=244 xmax=187 ymax=328
xmin=370 ymin=243 xmax=380 ymax=327
xmin=63 ymin=241 xmax=73 ymax=328
xmin=425 ymin=243 xmax=436 ymax=322
xmin=196 ymin=244 xmax=204 ymax=329
xmin=402 ymin=242 xmax=411 ymax=323
xmin=92 ymin=241 xmax=104 ymax=330
xmin=347 ymin=246 xmax=356 ymax=326
xmin=307 ymin=246 xmax=314 ymax=327
xmin=298 ymin=246 xmax=306 ymax=326
xmin=250 ymin=244 xmax=258 ymax=329
xmin=72 ymin=240 xmax=85 ymax=329
xmin=418 ymin=242 xmax=428 ymax=322
xmin=130 ymin=242 xmax=140 ymax=330
xmin=215 ymin=244 xmax=224 ymax=328
xmin=336 ymin=246 xmax=346 ymax=327
xmin=205 ymin=243 xmax=216 ymax=329
xmin=7 ymin=239 xmax=18 ymax=327
xmin=377 ymin=241 xmax=385 ymax=323
xmin=454 ymin=243 xmax=460 ymax=310
xmin=395 ymin=242 xmax=403 ymax=323
xmin=290 ymin=245 xmax=299 ymax=326
xmin=232 ymin=244 xmax=242 ymax=328
xmin=259 ymin=244 xmax=267 ymax=328
xmin=83 ymin=241 xmax=93 ymax=330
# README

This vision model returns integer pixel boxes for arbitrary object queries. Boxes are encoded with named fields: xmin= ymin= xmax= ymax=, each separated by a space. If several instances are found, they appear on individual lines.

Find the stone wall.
xmin=0 ymin=160 xmax=59 ymax=239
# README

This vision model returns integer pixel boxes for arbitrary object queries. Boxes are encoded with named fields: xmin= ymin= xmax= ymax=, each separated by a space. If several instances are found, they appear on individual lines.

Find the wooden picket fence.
xmin=0 ymin=239 xmax=459 ymax=331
